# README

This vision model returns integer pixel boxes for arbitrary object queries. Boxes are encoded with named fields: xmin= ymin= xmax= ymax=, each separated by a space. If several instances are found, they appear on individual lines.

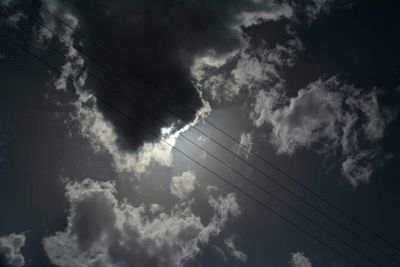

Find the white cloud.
xmin=341 ymin=150 xmax=377 ymax=187
xmin=149 ymin=203 xmax=163 ymax=214
xmin=189 ymin=0 xmax=395 ymax=187
xmin=208 ymin=192 xmax=241 ymax=222
xmin=73 ymin=95 xmax=211 ymax=177
xmin=191 ymin=49 xmax=238 ymax=83
xmin=251 ymin=78 xmax=342 ymax=154
xmin=0 ymin=233 xmax=26 ymax=267
xmin=74 ymin=100 xmax=174 ymax=175
xmin=235 ymin=3 xmax=294 ymax=28
xmin=231 ymin=48 xmax=278 ymax=94
xmin=224 ymin=235 xmax=247 ymax=263
xmin=192 ymin=38 xmax=301 ymax=103
xmin=235 ymin=132 xmax=254 ymax=159
xmin=190 ymin=1 xmax=299 ymax=99
xmin=250 ymin=77 xmax=396 ymax=186
xmin=43 ymin=178 xmax=240 ymax=267
xmin=170 ymin=171 xmax=197 ymax=200
xmin=289 ymin=252 xmax=312 ymax=267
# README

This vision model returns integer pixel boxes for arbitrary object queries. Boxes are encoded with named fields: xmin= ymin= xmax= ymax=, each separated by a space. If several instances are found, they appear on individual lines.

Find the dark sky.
xmin=0 ymin=0 xmax=400 ymax=267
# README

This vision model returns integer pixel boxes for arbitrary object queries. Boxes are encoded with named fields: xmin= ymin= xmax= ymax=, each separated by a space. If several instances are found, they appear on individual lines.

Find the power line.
xmin=0 ymin=29 xmax=367 ymax=267
xmin=21 ymin=0 xmax=400 ymax=256
xmin=22 ymin=0 xmax=400 ymax=252
xmin=0 ymin=11 xmax=384 ymax=265
xmin=3 ymin=2 xmax=399 ymax=264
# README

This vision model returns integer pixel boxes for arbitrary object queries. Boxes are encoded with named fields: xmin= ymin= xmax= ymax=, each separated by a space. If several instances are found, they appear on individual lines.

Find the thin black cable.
xmin=1 ymin=13 xmax=387 ymax=267
xmin=4 ymin=2 xmax=399 ymax=264
xmin=0 ymin=30 xmax=366 ymax=267
xmin=22 ymin=0 xmax=400 ymax=255
xmin=23 ymin=0 xmax=400 ymax=256
xmin=0 ymin=12 xmax=383 ymax=265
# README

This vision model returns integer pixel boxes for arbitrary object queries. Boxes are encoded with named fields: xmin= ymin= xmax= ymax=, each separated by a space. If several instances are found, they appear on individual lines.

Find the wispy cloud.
xmin=234 ymin=132 xmax=254 ymax=159
xmin=224 ymin=235 xmax=247 ymax=263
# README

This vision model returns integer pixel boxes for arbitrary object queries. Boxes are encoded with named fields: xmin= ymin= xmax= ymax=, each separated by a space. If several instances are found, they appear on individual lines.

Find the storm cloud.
xmin=58 ymin=0 xmax=296 ymax=150
xmin=29 ymin=0 xmax=301 ymax=178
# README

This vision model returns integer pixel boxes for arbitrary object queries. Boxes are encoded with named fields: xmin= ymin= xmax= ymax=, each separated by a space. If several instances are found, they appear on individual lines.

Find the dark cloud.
xmin=27 ymin=0 xmax=297 ymax=177
xmin=0 ymin=233 xmax=26 ymax=267
xmin=43 ymin=0 xmax=294 ymax=150
xmin=43 ymin=178 xmax=240 ymax=267
xmin=2 ymin=1 xmax=400 ymax=266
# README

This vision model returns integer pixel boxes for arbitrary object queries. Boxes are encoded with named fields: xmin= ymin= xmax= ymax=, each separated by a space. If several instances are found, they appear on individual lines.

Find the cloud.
xmin=73 ymin=93 xmax=211 ymax=177
xmin=234 ymin=132 xmax=254 ymax=159
xmin=289 ymin=252 xmax=312 ymax=267
xmin=188 ymin=0 xmax=397 ymax=187
xmin=36 ymin=0 xmax=213 ymax=178
xmin=57 ymin=0 xmax=298 ymax=154
xmin=251 ymin=78 xmax=343 ymax=154
xmin=35 ymin=0 xmax=314 ymax=181
xmin=235 ymin=3 xmax=294 ymax=28
xmin=149 ymin=203 xmax=163 ymax=214
xmin=0 ymin=233 xmax=26 ymax=267
xmin=303 ymin=0 xmax=334 ymax=23
xmin=31 ymin=0 xmax=83 ymax=91
xmin=224 ymin=235 xmax=247 ymax=263
xmin=170 ymin=171 xmax=198 ymax=200
xmin=32 ymin=0 xmax=64 ymax=46
xmin=192 ymin=37 xmax=302 ymax=103
xmin=189 ymin=1 xmax=396 ymax=187
xmin=341 ymin=149 xmax=379 ymax=186
xmin=250 ymin=77 xmax=396 ymax=186
xmin=74 ymin=99 xmax=175 ymax=175
xmin=213 ymin=245 xmax=228 ymax=261
xmin=43 ymin=178 xmax=240 ymax=267
xmin=0 ymin=0 xmax=27 ymax=29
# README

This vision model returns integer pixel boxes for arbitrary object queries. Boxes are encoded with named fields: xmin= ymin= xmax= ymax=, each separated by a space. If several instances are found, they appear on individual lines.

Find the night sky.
xmin=0 ymin=0 xmax=400 ymax=266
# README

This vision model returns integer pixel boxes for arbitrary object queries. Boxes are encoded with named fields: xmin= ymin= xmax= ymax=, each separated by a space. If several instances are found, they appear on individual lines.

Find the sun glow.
xmin=161 ymin=126 xmax=175 ymax=137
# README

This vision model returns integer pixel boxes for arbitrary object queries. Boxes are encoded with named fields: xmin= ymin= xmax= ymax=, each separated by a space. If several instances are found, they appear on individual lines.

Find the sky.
xmin=0 ymin=0 xmax=400 ymax=266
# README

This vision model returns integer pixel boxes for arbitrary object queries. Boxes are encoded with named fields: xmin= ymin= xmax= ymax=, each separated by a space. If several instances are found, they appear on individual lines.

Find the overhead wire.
xmin=2 ymin=2 xmax=398 ymax=265
xmin=0 ymin=27 xmax=370 ymax=267
xmin=21 ymin=0 xmax=400 ymax=258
